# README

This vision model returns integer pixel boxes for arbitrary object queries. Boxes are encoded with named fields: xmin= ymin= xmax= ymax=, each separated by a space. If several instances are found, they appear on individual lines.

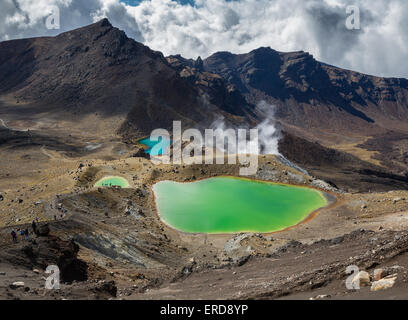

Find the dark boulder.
xmin=132 ymin=148 xmax=148 ymax=159
xmin=93 ymin=280 xmax=117 ymax=297
xmin=36 ymin=224 xmax=50 ymax=237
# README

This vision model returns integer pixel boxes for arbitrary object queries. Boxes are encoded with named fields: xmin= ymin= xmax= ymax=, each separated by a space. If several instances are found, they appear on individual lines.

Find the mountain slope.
xmin=0 ymin=19 xmax=253 ymax=139
xmin=1 ymin=20 xmax=408 ymax=173
xmin=203 ymin=47 xmax=408 ymax=140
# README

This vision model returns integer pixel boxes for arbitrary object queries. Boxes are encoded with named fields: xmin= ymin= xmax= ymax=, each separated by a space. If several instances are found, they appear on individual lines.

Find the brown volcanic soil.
xmin=1 ymin=123 xmax=408 ymax=300
xmin=129 ymin=229 xmax=408 ymax=300
xmin=358 ymin=131 xmax=408 ymax=174
xmin=278 ymin=132 xmax=408 ymax=192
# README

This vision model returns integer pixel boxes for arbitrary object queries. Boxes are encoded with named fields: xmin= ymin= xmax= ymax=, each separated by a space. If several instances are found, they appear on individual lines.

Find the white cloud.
xmin=0 ymin=0 xmax=407 ymax=78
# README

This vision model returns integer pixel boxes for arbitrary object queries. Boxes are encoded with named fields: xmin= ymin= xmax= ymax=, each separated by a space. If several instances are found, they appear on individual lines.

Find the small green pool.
xmin=95 ymin=176 xmax=130 ymax=188
xmin=153 ymin=177 xmax=329 ymax=234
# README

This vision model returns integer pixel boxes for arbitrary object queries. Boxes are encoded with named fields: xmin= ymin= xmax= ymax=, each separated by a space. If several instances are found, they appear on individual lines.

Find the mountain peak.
xmin=55 ymin=17 xmax=114 ymax=41
xmin=97 ymin=18 xmax=112 ymax=28
xmin=83 ymin=18 xmax=114 ymax=33
xmin=250 ymin=46 xmax=274 ymax=53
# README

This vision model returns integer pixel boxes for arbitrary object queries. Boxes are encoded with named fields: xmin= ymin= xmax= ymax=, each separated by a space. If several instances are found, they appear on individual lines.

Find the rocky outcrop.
xmin=203 ymin=47 xmax=408 ymax=134
xmin=167 ymin=55 xmax=255 ymax=117
xmin=1 ymin=235 xmax=88 ymax=283
xmin=36 ymin=224 xmax=50 ymax=237
xmin=371 ymin=276 xmax=397 ymax=291
xmin=132 ymin=148 xmax=149 ymax=159
xmin=351 ymin=271 xmax=371 ymax=288
xmin=93 ymin=280 xmax=117 ymax=298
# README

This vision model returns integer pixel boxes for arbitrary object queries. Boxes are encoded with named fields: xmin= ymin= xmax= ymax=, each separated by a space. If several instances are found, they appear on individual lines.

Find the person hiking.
xmin=32 ymin=220 xmax=37 ymax=234
xmin=24 ymin=229 xmax=29 ymax=241
xmin=20 ymin=229 xmax=25 ymax=240
xmin=11 ymin=230 xmax=17 ymax=243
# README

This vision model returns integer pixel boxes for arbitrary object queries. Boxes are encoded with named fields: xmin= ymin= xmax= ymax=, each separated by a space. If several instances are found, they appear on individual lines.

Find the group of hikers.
xmin=10 ymin=218 xmax=38 ymax=243
xmin=10 ymin=229 xmax=29 ymax=243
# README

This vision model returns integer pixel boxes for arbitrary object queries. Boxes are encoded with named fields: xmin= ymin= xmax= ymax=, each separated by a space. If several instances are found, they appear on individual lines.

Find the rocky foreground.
xmin=0 ymin=153 xmax=407 ymax=300
xmin=1 ymin=225 xmax=408 ymax=300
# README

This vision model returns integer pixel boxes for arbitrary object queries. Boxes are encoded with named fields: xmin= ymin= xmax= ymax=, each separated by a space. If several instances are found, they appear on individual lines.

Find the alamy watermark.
xmin=45 ymin=265 xmax=60 ymax=290
xmin=148 ymin=121 xmax=259 ymax=176
xmin=45 ymin=5 xmax=60 ymax=30
xmin=346 ymin=5 xmax=361 ymax=30
xmin=345 ymin=265 xmax=386 ymax=290
xmin=345 ymin=265 xmax=361 ymax=290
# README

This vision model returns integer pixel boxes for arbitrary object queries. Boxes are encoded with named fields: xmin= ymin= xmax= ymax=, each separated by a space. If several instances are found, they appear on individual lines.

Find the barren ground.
xmin=0 ymin=113 xmax=408 ymax=300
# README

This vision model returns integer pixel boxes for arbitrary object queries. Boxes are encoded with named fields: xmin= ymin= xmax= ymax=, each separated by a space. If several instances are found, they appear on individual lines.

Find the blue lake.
xmin=139 ymin=137 xmax=171 ymax=156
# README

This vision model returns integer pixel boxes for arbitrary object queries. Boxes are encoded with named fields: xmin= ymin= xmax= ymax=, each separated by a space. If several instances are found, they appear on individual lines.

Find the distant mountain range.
xmin=1 ymin=19 xmax=408 ymax=174
xmin=171 ymin=47 xmax=408 ymax=141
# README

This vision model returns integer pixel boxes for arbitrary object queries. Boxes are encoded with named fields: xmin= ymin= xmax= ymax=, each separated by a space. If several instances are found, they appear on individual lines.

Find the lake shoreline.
xmin=152 ymin=176 xmax=338 ymax=235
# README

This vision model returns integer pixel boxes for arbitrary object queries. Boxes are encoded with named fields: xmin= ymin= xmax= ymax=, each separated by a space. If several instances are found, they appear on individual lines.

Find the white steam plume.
xmin=210 ymin=100 xmax=281 ymax=155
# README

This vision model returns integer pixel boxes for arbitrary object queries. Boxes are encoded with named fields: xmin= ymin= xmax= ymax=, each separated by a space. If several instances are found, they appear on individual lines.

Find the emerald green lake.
xmin=153 ymin=177 xmax=329 ymax=234
xmin=95 ymin=176 xmax=130 ymax=188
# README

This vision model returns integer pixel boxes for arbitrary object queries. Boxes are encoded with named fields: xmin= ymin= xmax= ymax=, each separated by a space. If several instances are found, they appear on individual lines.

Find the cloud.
xmin=0 ymin=0 xmax=141 ymax=41
xmin=0 ymin=0 xmax=407 ymax=78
